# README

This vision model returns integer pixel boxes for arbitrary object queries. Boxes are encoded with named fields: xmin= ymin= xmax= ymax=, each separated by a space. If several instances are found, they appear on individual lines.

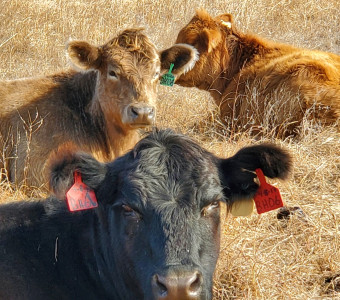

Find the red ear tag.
xmin=253 ymin=168 xmax=284 ymax=214
xmin=66 ymin=171 xmax=98 ymax=212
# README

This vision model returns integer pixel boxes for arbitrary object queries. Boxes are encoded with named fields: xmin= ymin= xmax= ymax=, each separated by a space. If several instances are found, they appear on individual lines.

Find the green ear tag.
xmin=160 ymin=63 xmax=175 ymax=86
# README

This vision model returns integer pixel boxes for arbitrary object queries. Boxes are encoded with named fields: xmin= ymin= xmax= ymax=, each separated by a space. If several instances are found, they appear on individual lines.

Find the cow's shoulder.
xmin=0 ymin=197 xmax=65 ymax=233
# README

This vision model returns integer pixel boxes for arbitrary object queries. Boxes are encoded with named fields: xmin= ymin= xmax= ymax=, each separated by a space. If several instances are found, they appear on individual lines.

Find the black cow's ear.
xmin=47 ymin=144 xmax=107 ymax=200
xmin=67 ymin=40 xmax=102 ymax=70
xmin=160 ymin=43 xmax=199 ymax=77
xmin=218 ymin=143 xmax=292 ymax=206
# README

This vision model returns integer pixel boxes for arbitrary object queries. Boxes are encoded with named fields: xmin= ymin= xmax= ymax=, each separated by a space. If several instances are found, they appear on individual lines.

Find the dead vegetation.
xmin=0 ymin=0 xmax=339 ymax=298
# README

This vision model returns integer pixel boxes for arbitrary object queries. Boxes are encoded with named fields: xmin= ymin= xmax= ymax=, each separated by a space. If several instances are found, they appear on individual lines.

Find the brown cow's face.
xmin=67 ymin=29 xmax=160 ymax=129
xmin=161 ymin=10 xmax=233 ymax=90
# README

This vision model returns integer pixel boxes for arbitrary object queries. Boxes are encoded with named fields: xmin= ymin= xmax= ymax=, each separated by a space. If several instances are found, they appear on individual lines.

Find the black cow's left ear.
xmin=47 ymin=145 xmax=107 ymax=200
xmin=218 ymin=143 xmax=292 ymax=206
xmin=160 ymin=43 xmax=199 ymax=77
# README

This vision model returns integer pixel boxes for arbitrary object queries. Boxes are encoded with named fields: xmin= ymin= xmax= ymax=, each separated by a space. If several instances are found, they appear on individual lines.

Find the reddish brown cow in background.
xmin=161 ymin=10 xmax=340 ymax=136
xmin=0 ymin=28 xmax=196 ymax=188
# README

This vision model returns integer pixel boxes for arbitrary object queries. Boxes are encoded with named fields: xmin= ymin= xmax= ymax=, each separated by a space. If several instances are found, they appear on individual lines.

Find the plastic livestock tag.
xmin=66 ymin=171 xmax=98 ymax=212
xmin=230 ymin=198 xmax=254 ymax=216
xmin=160 ymin=63 xmax=175 ymax=86
xmin=253 ymin=168 xmax=284 ymax=214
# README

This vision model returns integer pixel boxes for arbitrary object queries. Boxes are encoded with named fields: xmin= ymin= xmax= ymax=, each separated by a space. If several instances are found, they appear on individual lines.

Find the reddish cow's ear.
xmin=46 ymin=145 xmax=107 ymax=200
xmin=160 ymin=43 xmax=199 ymax=77
xmin=215 ymin=13 xmax=233 ymax=29
xmin=67 ymin=40 xmax=102 ymax=71
xmin=197 ymin=28 xmax=222 ymax=53
xmin=218 ymin=144 xmax=292 ymax=207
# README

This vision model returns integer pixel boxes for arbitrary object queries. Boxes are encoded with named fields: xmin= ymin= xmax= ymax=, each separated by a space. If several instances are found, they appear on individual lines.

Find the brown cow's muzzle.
xmin=152 ymin=270 xmax=203 ymax=300
xmin=127 ymin=104 xmax=155 ymax=127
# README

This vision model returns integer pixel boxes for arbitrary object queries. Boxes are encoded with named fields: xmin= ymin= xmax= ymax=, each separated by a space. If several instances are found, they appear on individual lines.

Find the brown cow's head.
xmin=161 ymin=10 xmax=235 ymax=89
xmin=67 ymin=29 xmax=161 ymax=129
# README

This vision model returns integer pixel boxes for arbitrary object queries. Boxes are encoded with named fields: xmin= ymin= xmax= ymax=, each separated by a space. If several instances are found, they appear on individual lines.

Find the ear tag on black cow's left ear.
xmin=160 ymin=63 xmax=175 ymax=86
xmin=66 ymin=171 xmax=98 ymax=212
xmin=253 ymin=168 xmax=284 ymax=214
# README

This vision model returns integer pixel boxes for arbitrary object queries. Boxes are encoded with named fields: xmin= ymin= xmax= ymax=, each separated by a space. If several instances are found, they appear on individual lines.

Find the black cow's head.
xmin=48 ymin=129 xmax=292 ymax=300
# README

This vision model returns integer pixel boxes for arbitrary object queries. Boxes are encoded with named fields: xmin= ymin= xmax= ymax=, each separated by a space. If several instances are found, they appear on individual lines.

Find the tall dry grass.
xmin=0 ymin=0 xmax=339 ymax=298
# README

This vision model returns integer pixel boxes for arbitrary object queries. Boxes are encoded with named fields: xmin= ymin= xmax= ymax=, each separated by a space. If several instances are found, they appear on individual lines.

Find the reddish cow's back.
xmin=161 ymin=10 xmax=340 ymax=137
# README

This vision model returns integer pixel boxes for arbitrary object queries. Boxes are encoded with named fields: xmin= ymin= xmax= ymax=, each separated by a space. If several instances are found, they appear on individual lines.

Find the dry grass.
xmin=1 ymin=0 xmax=339 ymax=298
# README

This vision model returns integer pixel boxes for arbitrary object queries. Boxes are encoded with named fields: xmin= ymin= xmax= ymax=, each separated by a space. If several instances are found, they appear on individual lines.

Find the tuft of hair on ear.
xmin=195 ymin=8 xmax=213 ymax=21
xmin=46 ymin=143 xmax=107 ymax=200
xmin=232 ymin=143 xmax=293 ymax=180
xmin=66 ymin=40 xmax=102 ymax=71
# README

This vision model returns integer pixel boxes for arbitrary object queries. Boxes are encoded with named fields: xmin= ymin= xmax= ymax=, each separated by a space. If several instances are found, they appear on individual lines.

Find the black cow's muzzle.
xmin=152 ymin=269 xmax=203 ymax=300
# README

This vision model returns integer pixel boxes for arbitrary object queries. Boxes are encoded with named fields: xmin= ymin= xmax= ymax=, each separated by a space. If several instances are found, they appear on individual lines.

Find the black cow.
xmin=0 ymin=129 xmax=292 ymax=300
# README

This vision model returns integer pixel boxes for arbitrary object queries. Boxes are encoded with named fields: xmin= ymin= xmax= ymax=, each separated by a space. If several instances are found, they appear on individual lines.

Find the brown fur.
xmin=0 ymin=28 xmax=161 ymax=188
xmin=162 ymin=10 xmax=340 ymax=136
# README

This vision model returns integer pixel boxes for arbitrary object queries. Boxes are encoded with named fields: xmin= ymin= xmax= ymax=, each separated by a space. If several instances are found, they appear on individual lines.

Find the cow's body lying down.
xmin=0 ymin=129 xmax=292 ymax=300
xmin=161 ymin=10 xmax=340 ymax=136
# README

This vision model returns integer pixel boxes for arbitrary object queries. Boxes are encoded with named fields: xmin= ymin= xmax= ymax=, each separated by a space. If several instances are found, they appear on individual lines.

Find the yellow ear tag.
xmin=220 ymin=20 xmax=232 ymax=29
xmin=230 ymin=198 xmax=254 ymax=217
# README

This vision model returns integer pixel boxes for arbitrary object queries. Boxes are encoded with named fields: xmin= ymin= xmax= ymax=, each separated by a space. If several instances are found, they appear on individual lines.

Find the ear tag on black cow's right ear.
xmin=253 ymin=168 xmax=284 ymax=214
xmin=66 ymin=171 xmax=98 ymax=212
xmin=160 ymin=63 xmax=175 ymax=86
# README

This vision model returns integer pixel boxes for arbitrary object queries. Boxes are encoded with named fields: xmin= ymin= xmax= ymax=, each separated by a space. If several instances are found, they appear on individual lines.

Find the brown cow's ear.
xmin=67 ymin=40 xmax=102 ymax=70
xmin=160 ymin=43 xmax=199 ymax=77
xmin=47 ymin=145 xmax=107 ymax=200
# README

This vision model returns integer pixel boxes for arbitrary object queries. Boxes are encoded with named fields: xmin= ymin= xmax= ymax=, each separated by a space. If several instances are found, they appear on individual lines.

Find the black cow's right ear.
xmin=47 ymin=145 xmax=107 ymax=200
xmin=218 ymin=144 xmax=292 ymax=207
xmin=160 ymin=43 xmax=199 ymax=77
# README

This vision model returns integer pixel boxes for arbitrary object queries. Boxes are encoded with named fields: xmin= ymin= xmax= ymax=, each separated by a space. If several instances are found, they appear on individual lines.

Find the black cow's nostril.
xmin=152 ymin=271 xmax=202 ymax=299
xmin=188 ymin=271 xmax=203 ymax=295
xmin=153 ymin=274 xmax=168 ymax=297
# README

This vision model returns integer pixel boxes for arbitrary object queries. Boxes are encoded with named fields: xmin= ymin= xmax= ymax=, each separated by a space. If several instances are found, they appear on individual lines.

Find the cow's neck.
xmin=89 ymin=101 xmax=140 ymax=161
xmin=104 ymin=121 xmax=140 ymax=160
xmin=77 ymin=209 xmax=136 ymax=299
xmin=207 ymin=33 xmax=271 ymax=101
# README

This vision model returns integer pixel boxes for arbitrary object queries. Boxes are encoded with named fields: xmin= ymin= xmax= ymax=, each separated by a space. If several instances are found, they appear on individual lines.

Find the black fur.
xmin=0 ymin=129 xmax=292 ymax=300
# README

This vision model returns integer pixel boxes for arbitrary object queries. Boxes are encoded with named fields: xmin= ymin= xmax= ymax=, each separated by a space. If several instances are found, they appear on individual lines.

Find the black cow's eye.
xmin=201 ymin=201 xmax=220 ymax=217
xmin=122 ymin=204 xmax=138 ymax=218
xmin=210 ymin=201 xmax=220 ymax=209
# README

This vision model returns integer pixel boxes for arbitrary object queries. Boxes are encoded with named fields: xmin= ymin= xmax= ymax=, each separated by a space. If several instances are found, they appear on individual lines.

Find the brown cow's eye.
xmin=108 ymin=70 xmax=118 ymax=79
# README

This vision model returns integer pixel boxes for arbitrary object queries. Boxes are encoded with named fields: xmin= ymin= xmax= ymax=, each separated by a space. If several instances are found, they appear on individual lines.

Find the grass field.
xmin=1 ymin=0 xmax=339 ymax=298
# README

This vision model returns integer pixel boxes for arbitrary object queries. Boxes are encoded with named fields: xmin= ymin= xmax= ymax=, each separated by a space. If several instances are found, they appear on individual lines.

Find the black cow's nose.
xmin=152 ymin=271 xmax=203 ymax=300
xmin=129 ymin=105 xmax=155 ymax=124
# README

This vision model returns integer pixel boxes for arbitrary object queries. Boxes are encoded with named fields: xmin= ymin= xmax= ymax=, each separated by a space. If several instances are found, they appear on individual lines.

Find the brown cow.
xmin=0 ymin=28 xmax=196 ymax=188
xmin=161 ymin=10 xmax=340 ymax=136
